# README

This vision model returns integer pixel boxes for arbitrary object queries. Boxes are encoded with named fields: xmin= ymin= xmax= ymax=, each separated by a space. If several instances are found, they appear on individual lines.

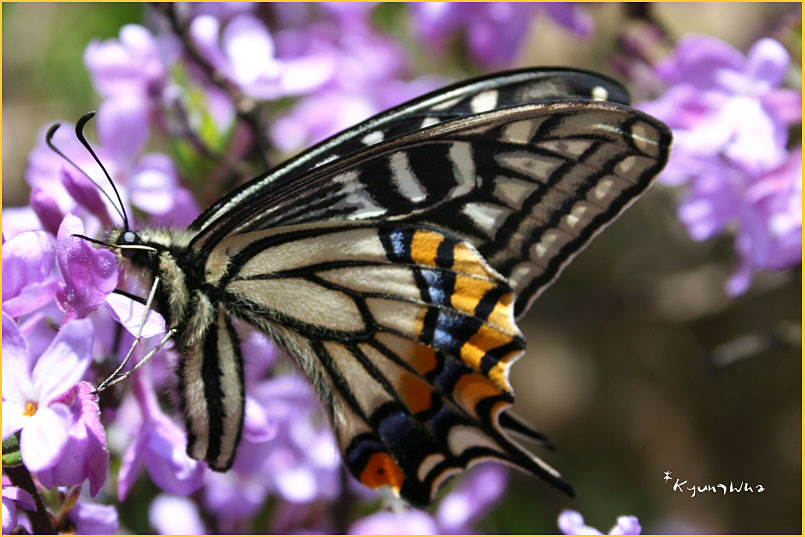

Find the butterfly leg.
xmin=96 ymin=276 xmax=165 ymax=392
xmin=95 ymin=328 xmax=177 ymax=392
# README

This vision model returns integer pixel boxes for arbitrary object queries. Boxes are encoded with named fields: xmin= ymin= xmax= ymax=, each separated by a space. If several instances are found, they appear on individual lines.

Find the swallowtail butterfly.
xmin=87 ymin=68 xmax=673 ymax=506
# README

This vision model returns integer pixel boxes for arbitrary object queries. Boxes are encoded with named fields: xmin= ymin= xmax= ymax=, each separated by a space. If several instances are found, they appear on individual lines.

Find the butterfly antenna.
xmin=75 ymin=112 xmax=130 ymax=230
xmin=46 ymin=121 xmax=129 ymax=229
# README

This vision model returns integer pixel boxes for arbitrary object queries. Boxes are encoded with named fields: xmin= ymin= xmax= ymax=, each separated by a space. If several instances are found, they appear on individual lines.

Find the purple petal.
xmin=148 ymin=185 xmax=200 ymax=228
xmin=349 ymin=510 xmax=439 ymax=535
xmin=762 ymin=88 xmax=802 ymax=125
xmin=68 ymin=502 xmax=119 ymax=535
xmin=242 ymin=396 xmax=278 ymax=442
xmin=558 ymin=510 xmax=603 ymax=535
xmin=2 ymin=315 xmax=34 ymax=403
xmin=20 ymin=403 xmax=72 ymax=471
xmin=37 ymin=382 xmax=109 ymax=496
xmin=542 ymin=3 xmax=593 ymax=37
xmin=149 ymin=495 xmax=206 ymax=534
xmin=117 ymin=425 xmax=148 ymax=501
xmin=2 ymin=401 xmax=28 ymax=440
xmin=60 ymin=168 xmax=112 ymax=225
xmin=202 ymin=472 xmax=267 ymax=521
xmin=745 ymin=38 xmax=790 ymax=87
xmin=98 ymin=95 xmax=149 ymax=168
xmin=609 ymin=515 xmax=642 ymax=535
xmin=129 ymin=153 xmax=179 ymax=214
xmin=84 ymin=24 xmax=164 ymax=98
xmin=32 ymin=318 xmax=94 ymax=404
xmin=30 ymin=188 xmax=65 ymax=236
xmin=2 ymin=496 xmax=17 ymax=534
xmin=189 ymin=15 xmax=230 ymax=75
xmin=437 ymin=463 xmax=508 ymax=532
xmin=2 ymin=487 xmax=35 ymax=511
xmin=2 ymin=206 xmax=44 ymax=240
xmin=55 ymin=215 xmax=119 ymax=321
xmin=143 ymin=414 xmax=206 ymax=496
xmin=2 ymin=230 xmax=58 ymax=317
xmin=105 ymin=293 xmax=166 ymax=338
xmin=222 ymin=14 xmax=276 ymax=85
xmin=656 ymin=34 xmax=744 ymax=88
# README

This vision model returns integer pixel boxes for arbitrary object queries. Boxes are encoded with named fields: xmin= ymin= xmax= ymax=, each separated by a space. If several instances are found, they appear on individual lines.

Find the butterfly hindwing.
xmin=203 ymin=222 xmax=570 ymax=503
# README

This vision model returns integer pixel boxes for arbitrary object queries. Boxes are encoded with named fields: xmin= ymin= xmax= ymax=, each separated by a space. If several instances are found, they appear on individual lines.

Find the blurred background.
xmin=3 ymin=3 xmax=801 ymax=534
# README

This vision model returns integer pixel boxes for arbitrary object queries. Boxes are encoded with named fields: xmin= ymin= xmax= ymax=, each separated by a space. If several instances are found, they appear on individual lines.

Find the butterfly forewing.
xmin=189 ymin=68 xmax=632 ymax=249
xmin=192 ymin=101 xmax=671 ymax=317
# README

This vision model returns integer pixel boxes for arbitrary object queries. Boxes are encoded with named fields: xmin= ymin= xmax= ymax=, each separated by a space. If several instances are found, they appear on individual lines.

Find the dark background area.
xmin=3 ymin=3 xmax=800 ymax=534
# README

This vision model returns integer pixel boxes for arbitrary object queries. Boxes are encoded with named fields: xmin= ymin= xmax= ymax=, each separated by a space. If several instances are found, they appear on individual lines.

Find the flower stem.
xmin=5 ymin=464 xmax=56 ymax=534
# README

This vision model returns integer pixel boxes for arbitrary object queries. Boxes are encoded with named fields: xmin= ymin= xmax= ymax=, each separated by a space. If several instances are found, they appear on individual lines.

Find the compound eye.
xmin=120 ymin=231 xmax=139 ymax=246
xmin=117 ymin=231 xmax=142 ymax=259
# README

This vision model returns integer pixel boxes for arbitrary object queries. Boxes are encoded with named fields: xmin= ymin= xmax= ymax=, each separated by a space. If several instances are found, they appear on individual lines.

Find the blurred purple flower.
xmin=558 ymin=509 xmax=642 ymax=535
xmin=350 ymin=464 xmax=508 ymax=534
xmin=640 ymin=35 xmax=801 ymax=293
xmin=149 ymin=494 xmax=206 ymax=534
xmin=411 ymin=3 xmax=592 ymax=67
xmin=67 ymin=502 xmax=119 ymax=535
xmin=2 ymin=316 xmax=94 ymax=472
xmin=55 ymin=215 xmax=118 ymax=321
xmin=117 ymin=372 xmax=205 ymax=500
xmin=189 ymin=13 xmax=335 ymax=100
xmin=36 ymin=382 xmax=109 ymax=496
xmin=2 ymin=486 xmax=36 ymax=534
xmin=2 ymin=230 xmax=58 ymax=317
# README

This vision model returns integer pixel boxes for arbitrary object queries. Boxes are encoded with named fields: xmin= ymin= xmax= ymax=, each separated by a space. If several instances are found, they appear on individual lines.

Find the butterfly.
xmin=76 ymin=67 xmax=672 ymax=506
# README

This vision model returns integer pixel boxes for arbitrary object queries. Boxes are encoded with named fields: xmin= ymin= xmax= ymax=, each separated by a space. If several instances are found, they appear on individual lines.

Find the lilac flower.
xmin=2 ymin=315 xmax=94 ymax=471
xmin=2 ymin=486 xmax=36 ymax=534
xmin=2 ymin=230 xmax=58 ymax=317
xmin=189 ymin=13 xmax=335 ymax=100
xmin=36 ymin=382 xmax=110 ymax=496
xmin=558 ymin=509 xmax=642 ymax=535
xmin=149 ymin=494 xmax=206 ymax=534
xmin=349 ymin=464 xmax=509 ymax=534
xmin=55 ymin=214 xmax=118 ymax=321
xmin=411 ymin=3 xmax=592 ymax=67
xmin=117 ymin=371 xmax=205 ymax=500
xmin=67 ymin=502 xmax=119 ymax=535
xmin=640 ymin=35 xmax=802 ymax=293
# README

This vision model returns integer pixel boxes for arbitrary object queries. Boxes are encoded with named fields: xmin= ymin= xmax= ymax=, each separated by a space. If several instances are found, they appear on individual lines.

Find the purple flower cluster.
xmin=640 ymin=35 xmax=802 ymax=294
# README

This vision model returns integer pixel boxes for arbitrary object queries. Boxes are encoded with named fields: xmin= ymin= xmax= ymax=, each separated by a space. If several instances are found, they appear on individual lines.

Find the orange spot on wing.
xmin=399 ymin=373 xmax=434 ymax=414
xmin=452 ymin=243 xmax=491 ymax=277
xmin=411 ymin=344 xmax=438 ymax=376
xmin=360 ymin=452 xmax=406 ymax=492
xmin=451 ymin=274 xmax=495 ymax=315
xmin=410 ymin=230 xmax=443 ymax=267
xmin=487 ymin=292 xmax=516 ymax=333
xmin=453 ymin=372 xmax=502 ymax=417
xmin=459 ymin=323 xmax=509 ymax=370
xmin=488 ymin=348 xmax=522 ymax=390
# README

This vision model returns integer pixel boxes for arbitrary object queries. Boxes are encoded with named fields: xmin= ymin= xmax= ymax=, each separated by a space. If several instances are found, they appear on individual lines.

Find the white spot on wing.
xmin=417 ymin=453 xmax=446 ymax=481
xmin=470 ymin=90 xmax=499 ymax=113
xmin=389 ymin=151 xmax=427 ymax=203
xmin=448 ymin=425 xmax=501 ymax=455
xmin=421 ymin=117 xmax=440 ymax=128
xmin=361 ymin=130 xmax=384 ymax=146
xmin=463 ymin=202 xmax=509 ymax=234
xmin=494 ymin=176 xmax=537 ymax=209
xmin=449 ymin=142 xmax=476 ymax=196
xmin=591 ymin=85 xmax=609 ymax=101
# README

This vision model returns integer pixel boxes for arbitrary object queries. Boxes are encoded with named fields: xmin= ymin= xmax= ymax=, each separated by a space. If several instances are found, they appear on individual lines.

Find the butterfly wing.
xmin=198 ymin=221 xmax=570 ymax=505
xmin=194 ymin=99 xmax=672 ymax=317
xmin=190 ymin=68 xmax=632 ymax=248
